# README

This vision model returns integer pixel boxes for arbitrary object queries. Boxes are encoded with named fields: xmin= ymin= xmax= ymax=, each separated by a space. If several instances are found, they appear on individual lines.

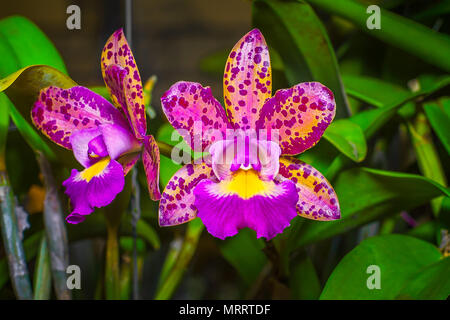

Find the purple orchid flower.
xmin=159 ymin=29 xmax=340 ymax=240
xmin=31 ymin=29 xmax=161 ymax=224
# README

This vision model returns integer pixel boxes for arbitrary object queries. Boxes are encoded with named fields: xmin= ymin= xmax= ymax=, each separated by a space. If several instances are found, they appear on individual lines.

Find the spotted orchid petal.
xmin=161 ymin=81 xmax=230 ymax=152
xmin=31 ymin=86 xmax=128 ymax=149
xmin=256 ymin=82 xmax=336 ymax=156
xmin=101 ymin=29 xmax=146 ymax=139
xmin=278 ymin=157 xmax=340 ymax=221
xmin=159 ymin=163 xmax=215 ymax=226
xmin=194 ymin=170 xmax=298 ymax=240
xmin=142 ymin=135 xmax=161 ymax=201
xmin=63 ymin=158 xmax=125 ymax=224
xmin=223 ymin=29 xmax=272 ymax=130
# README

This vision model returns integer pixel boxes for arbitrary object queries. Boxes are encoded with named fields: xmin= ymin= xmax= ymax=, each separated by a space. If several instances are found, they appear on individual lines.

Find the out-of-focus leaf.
xmin=320 ymin=235 xmax=442 ymax=299
xmin=156 ymin=123 xmax=197 ymax=188
xmin=407 ymin=113 xmax=447 ymax=215
xmin=136 ymin=219 xmax=160 ymax=250
xmin=89 ymin=86 xmax=111 ymax=101
xmin=407 ymin=221 xmax=439 ymax=244
xmin=289 ymin=250 xmax=321 ymax=299
xmin=0 ymin=93 xmax=10 ymax=158
xmin=119 ymin=237 xmax=146 ymax=254
xmin=396 ymin=257 xmax=450 ymax=300
xmin=343 ymin=74 xmax=411 ymax=108
xmin=0 ymin=15 xmax=67 ymax=76
xmin=305 ymin=0 xmax=450 ymax=72
xmin=288 ymin=168 xmax=450 ymax=249
xmin=253 ymin=0 xmax=351 ymax=118
xmin=155 ymin=218 xmax=204 ymax=300
xmin=424 ymin=98 xmax=450 ymax=155
xmin=323 ymin=119 xmax=367 ymax=162
xmin=349 ymin=76 xmax=450 ymax=138
xmin=219 ymin=229 xmax=267 ymax=286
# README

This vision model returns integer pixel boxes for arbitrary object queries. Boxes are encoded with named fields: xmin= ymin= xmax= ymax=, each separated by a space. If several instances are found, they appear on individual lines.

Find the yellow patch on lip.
xmin=80 ymin=157 xmax=110 ymax=182
xmin=218 ymin=169 xmax=277 ymax=199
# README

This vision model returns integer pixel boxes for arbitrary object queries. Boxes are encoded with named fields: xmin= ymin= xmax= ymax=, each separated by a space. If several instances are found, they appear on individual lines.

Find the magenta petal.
xmin=62 ymin=159 xmax=125 ymax=223
xmin=159 ymin=163 xmax=215 ymax=226
xmin=142 ymin=135 xmax=161 ymax=201
xmin=70 ymin=127 xmax=103 ymax=168
xmin=100 ymin=123 xmax=140 ymax=160
xmin=161 ymin=81 xmax=230 ymax=152
xmin=194 ymin=178 xmax=298 ymax=240
xmin=32 ymin=86 xmax=128 ymax=149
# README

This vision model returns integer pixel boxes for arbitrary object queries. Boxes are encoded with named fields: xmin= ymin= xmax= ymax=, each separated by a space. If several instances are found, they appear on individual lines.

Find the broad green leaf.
xmin=219 ymin=229 xmax=267 ymax=286
xmin=323 ymin=119 xmax=367 ymax=162
xmin=0 ymin=16 xmax=67 ymax=76
xmin=0 ymin=65 xmax=76 ymax=165
xmin=253 ymin=0 xmax=351 ymax=118
xmin=424 ymin=98 xmax=450 ymax=155
xmin=320 ymin=234 xmax=442 ymax=299
xmin=305 ymin=0 xmax=450 ymax=72
xmin=288 ymin=167 xmax=450 ymax=249
xmin=396 ymin=257 xmax=450 ymax=300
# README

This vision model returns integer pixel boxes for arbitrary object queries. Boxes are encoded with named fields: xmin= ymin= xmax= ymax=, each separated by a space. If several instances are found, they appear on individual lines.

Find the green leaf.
xmin=0 ymin=16 xmax=67 ymax=76
xmin=323 ymin=119 xmax=367 ymax=162
xmin=320 ymin=234 xmax=442 ymax=299
xmin=288 ymin=167 xmax=450 ymax=249
xmin=0 ymin=65 xmax=76 ymax=165
xmin=289 ymin=250 xmax=321 ymax=299
xmin=219 ymin=229 xmax=267 ymax=286
xmin=342 ymin=74 xmax=412 ymax=108
xmin=253 ymin=0 xmax=351 ymax=118
xmin=396 ymin=257 xmax=450 ymax=300
xmin=305 ymin=0 xmax=450 ymax=72
xmin=136 ymin=219 xmax=160 ymax=250
xmin=424 ymin=98 xmax=450 ymax=155
xmin=407 ymin=112 xmax=447 ymax=215
xmin=33 ymin=235 xmax=52 ymax=300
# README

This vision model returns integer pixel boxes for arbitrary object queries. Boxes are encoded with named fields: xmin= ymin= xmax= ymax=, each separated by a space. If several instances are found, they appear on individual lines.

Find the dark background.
xmin=0 ymin=0 xmax=252 ymax=112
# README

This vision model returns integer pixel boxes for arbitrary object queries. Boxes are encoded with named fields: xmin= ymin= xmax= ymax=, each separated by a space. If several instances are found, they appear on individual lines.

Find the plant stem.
xmin=33 ymin=235 xmax=52 ymax=300
xmin=37 ymin=153 xmax=71 ymax=299
xmin=105 ymin=224 xmax=120 ymax=300
xmin=155 ymin=219 xmax=203 ymax=299
xmin=0 ymin=170 xmax=33 ymax=299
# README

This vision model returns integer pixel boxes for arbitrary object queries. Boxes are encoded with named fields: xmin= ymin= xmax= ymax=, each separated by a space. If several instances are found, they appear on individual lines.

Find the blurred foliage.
xmin=0 ymin=0 xmax=450 ymax=300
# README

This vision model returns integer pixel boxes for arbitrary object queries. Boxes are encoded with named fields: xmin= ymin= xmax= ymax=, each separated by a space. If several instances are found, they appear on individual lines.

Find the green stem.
xmin=33 ymin=235 xmax=52 ymax=300
xmin=155 ymin=219 xmax=203 ymax=300
xmin=0 ymin=170 xmax=33 ymax=299
xmin=105 ymin=224 xmax=120 ymax=300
